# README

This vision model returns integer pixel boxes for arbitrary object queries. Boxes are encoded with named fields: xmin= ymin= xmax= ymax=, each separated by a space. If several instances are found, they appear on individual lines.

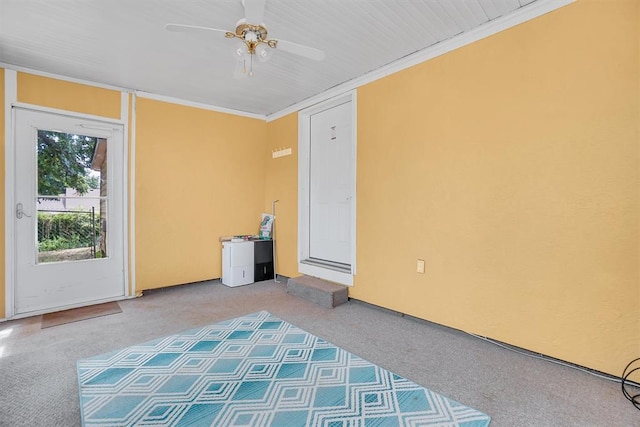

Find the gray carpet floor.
xmin=0 ymin=280 xmax=636 ymax=426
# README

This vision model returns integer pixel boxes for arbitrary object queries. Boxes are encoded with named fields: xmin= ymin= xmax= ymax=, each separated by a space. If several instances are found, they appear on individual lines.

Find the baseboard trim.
xmin=348 ymin=297 xmax=630 ymax=385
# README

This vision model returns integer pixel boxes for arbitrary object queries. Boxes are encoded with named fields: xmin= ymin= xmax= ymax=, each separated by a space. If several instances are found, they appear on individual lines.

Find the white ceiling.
xmin=0 ymin=0 xmax=568 ymax=118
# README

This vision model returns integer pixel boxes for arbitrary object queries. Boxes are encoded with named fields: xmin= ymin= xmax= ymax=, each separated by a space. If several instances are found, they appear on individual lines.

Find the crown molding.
xmin=0 ymin=62 xmax=265 ymax=120
xmin=135 ymin=91 xmax=265 ymax=120
xmin=266 ymin=0 xmax=574 ymax=122
xmin=0 ymin=62 xmax=132 ymax=93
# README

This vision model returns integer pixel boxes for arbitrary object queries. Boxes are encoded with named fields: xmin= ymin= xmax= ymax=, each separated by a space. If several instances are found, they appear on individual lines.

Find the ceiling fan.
xmin=165 ymin=0 xmax=325 ymax=78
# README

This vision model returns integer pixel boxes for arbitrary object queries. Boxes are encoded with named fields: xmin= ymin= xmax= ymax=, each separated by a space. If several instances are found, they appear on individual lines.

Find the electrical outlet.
xmin=416 ymin=259 xmax=425 ymax=274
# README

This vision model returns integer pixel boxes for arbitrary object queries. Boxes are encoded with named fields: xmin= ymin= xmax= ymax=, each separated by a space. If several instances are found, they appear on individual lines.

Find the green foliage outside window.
xmin=38 ymin=212 xmax=100 ymax=252
xmin=37 ymin=131 xmax=99 ymax=196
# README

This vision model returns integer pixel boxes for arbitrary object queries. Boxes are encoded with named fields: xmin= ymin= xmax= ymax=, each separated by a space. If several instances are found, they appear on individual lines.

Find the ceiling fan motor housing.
xmin=229 ymin=20 xmax=272 ymax=54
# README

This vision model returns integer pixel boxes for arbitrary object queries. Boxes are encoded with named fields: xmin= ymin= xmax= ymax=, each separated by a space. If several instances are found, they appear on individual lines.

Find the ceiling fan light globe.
xmin=232 ymin=47 xmax=246 ymax=60
xmin=231 ymin=38 xmax=247 ymax=59
xmin=255 ymin=44 xmax=273 ymax=63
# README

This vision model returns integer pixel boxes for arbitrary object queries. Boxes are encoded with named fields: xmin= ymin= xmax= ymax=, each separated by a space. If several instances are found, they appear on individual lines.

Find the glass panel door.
xmin=14 ymin=108 xmax=125 ymax=315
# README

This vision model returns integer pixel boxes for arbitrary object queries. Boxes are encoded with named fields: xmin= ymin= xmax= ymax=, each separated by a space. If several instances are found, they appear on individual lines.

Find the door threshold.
xmin=4 ymin=295 xmax=135 ymax=322
xmin=301 ymin=258 xmax=351 ymax=273
xmin=299 ymin=260 xmax=353 ymax=286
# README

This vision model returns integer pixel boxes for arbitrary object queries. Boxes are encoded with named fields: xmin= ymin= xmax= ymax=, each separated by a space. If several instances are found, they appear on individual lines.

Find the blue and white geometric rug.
xmin=77 ymin=311 xmax=491 ymax=426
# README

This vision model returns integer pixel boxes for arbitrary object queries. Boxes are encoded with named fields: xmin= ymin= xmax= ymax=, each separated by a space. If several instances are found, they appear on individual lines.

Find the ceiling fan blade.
xmin=275 ymin=39 xmax=325 ymax=61
xmin=164 ymin=23 xmax=229 ymax=36
xmin=242 ymin=0 xmax=267 ymax=24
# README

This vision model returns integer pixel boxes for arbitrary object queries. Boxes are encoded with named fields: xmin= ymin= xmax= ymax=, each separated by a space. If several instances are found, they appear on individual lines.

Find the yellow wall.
xmin=134 ymin=98 xmax=267 ymax=290
xmin=17 ymin=73 xmax=121 ymax=119
xmin=350 ymin=0 xmax=639 ymax=376
xmin=265 ymin=114 xmax=298 ymax=277
xmin=0 ymin=68 xmax=5 ymax=319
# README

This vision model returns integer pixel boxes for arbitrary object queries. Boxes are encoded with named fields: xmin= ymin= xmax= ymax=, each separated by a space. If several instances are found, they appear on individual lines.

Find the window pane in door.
xmin=36 ymin=130 xmax=108 ymax=264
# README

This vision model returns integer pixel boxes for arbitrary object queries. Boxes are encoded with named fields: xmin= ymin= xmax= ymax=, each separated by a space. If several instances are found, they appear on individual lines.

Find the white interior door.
xmin=309 ymin=101 xmax=353 ymax=266
xmin=14 ymin=108 xmax=125 ymax=315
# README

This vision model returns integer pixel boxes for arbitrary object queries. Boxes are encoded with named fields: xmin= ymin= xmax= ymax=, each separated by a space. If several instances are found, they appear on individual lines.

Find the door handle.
xmin=16 ymin=203 xmax=32 ymax=219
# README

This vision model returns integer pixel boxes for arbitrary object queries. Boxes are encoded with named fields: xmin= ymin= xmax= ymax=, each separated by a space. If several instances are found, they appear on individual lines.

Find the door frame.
xmin=298 ymin=90 xmax=357 ymax=286
xmin=3 ymin=70 xmax=131 ymax=319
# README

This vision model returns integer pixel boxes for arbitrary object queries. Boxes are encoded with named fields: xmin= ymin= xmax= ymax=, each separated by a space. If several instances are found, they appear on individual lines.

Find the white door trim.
xmin=120 ymin=91 xmax=132 ymax=299
xmin=4 ymin=99 xmax=130 ymax=320
xmin=4 ymin=69 xmax=18 ymax=320
xmin=298 ymin=90 xmax=357 ymax=286
xmin=128 ymin=92 xmax=137 ymax=297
